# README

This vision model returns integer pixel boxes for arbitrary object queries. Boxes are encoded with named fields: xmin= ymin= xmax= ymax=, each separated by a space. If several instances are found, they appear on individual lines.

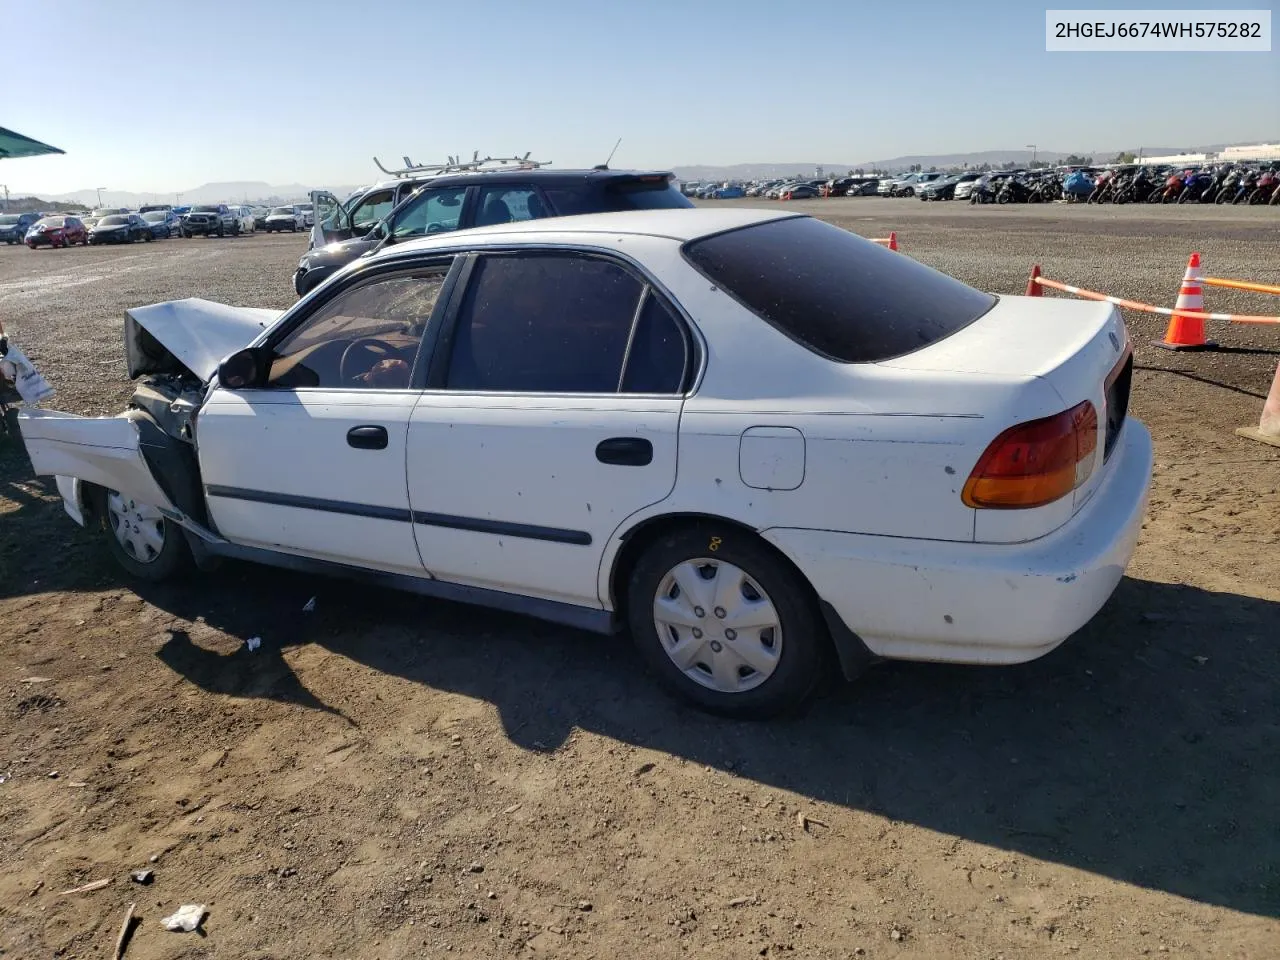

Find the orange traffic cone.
xmin=1152 ymin=253 xmax=1218 ymax=351
xmin=1026 ymin=264 xmax=1042 ymax=296
xmin=1236 ymin=361 xmax=1280 ymax=448
xmin=887 ymin=231 xmax=898 ymax=252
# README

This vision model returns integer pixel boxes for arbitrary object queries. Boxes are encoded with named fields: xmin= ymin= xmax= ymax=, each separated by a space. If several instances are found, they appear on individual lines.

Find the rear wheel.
xmin=100 ymin=489 xmax=190 ymax=582
xmin=625 ymin=525 xmax=828 ymax=718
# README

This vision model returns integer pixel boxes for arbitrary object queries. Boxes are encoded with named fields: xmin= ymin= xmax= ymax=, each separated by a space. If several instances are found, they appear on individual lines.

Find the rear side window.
xmin=543 ymin=177 xmax=693 ymax=215
xmin=443 ymin=254 xmax=690 ymax=395
xmin=683 ymin=216 xmax=996 ymax=363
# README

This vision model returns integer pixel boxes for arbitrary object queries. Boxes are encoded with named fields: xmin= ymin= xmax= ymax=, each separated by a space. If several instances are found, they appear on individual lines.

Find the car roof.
xmin=386 ymin=208 xmax=798 ymax=255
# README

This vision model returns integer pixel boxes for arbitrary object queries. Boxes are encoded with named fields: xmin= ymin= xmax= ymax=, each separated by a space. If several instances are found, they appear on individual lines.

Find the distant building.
xmin=1139 ymin=142 xmax=1280 ymax=165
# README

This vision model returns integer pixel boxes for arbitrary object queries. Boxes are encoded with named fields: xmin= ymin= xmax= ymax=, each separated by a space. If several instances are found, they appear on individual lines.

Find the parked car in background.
xmin=226 ymin=205 xmax=257 ymax=235
xmin=264 ymin=205 xmax=305 ymax=232
xmin=297 ymin=203 xmax=314 ymax=227
xmin=713 ymin=184 xmax=746 ymax=199
xmin=182 ymin=205 xmax=236 ymax=238
xmin=20 ymin=208 xmax=1150 ymax=718
xmin=1 ymin=212 xmax=42 ymax=244
xmin=781 ymin=183 xmax=820 ymax=200
xmin=296 ymin=168 xmax=691 ymax=296
xmin=953 ymin=174 xmax=985 ymax=200
xmin=141 ymin=210 xmax=182 ymax=238
xmin=25 ymin=215 xmax=88 ymax=248
xmin=921 ymin=173 xmax=981 ymax=201
xmin=89 ymin=213 xmax=151 ymax=244
xmin=252 ymin=207 xmax=271 ymax=230
xmin=894 ymin=172 xmax=943 ymax=197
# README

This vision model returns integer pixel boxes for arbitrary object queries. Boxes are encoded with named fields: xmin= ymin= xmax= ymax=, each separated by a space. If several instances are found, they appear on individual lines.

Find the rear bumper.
xmin=763 ymin=419 xmax=1153 ymax=665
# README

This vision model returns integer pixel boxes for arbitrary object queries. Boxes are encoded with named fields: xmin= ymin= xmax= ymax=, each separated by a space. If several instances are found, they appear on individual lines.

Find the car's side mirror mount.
xmin=216 ymin=346 xmax=272 ymax=390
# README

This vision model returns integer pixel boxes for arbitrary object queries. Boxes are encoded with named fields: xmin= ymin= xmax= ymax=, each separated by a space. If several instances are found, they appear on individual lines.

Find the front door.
xmin=197 ymin=258 xmax=456 ymax=575
xmin=406 ymin=251 xmax=696 ymax=608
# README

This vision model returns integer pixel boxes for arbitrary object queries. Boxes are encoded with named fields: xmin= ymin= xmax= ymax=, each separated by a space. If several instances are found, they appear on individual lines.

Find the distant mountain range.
xmin=40 ymin=181 xmax=362 ymax=208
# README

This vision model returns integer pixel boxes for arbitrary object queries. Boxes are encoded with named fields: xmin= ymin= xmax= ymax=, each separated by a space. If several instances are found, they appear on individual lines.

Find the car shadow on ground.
xmin=126 ymin=561 xmax=1280 ymax=922
xmin=2 ymin=434 xmax=1278 ymax=919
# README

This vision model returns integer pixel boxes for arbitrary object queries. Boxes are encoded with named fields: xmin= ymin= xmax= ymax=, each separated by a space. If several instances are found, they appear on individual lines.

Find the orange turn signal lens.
xmin=962 ymin=401 xmax=1098 ymax=509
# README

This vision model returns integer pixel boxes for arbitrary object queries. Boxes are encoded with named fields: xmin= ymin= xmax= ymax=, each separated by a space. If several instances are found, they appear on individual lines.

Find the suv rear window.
xmin=682 ymin=216 xmax=996 ymax=363
xmin=544 ymin=177 xmax=693 ymax=215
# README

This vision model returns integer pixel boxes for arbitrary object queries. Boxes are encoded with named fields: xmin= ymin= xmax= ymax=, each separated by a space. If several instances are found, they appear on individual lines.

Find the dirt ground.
xmin=1 ymin=202 xmax=1278 ymax=960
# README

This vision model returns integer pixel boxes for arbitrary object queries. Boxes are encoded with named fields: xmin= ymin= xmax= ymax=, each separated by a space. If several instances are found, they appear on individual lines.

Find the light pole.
xmin=175 ymin=193 xmax=183 ymax=206
xmin=1026 ymin=144 xmax=1038 ymax=168
xmin=95 ymin=187 xmax=106 ymax=207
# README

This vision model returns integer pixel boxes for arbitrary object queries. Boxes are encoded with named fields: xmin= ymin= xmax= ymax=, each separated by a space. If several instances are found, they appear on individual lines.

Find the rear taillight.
xmin=962 ymin=401 xmax=1098 ymax=509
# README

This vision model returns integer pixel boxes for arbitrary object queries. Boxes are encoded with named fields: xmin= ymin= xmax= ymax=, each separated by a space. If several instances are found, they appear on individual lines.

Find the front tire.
xmin=625 ymin=525 xmax=828 ymax=718
xmin=100 ymin=488 xmax=190 ymax=582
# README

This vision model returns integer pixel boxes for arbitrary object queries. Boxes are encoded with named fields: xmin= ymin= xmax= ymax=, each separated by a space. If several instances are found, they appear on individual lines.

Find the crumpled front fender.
xmin=18 ymin=408 xmax=179 ymax=516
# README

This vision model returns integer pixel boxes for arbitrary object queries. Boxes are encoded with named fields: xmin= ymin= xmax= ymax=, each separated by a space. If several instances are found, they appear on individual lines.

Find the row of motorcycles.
xmin=969 ymin=164 xmax=1280 ymax=206
xmin=1078 ymin=164 xmax=1280 ymax=205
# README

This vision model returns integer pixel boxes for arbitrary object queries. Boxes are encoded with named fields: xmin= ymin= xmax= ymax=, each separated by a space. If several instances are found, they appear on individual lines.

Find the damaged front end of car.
xmin=18 ymin=298 xmax=280 ymax=550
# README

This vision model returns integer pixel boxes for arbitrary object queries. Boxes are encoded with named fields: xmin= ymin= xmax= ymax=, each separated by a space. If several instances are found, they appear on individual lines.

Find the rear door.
xmin=406 ymin=250 xmax=695 ymax=608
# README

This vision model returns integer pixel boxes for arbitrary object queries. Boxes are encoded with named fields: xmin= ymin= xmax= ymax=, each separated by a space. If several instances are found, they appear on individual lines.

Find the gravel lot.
xmin=1 ymin=203 xmax=1278 ymax=959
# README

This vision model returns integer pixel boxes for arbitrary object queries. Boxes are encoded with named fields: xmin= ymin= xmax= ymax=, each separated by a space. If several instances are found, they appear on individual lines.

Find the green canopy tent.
xmin=0 ymin=126 xmax=65 ymax=160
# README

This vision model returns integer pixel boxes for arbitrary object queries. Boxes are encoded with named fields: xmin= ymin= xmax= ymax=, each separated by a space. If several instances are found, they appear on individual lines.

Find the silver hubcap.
xmin=653 ymin=558 xmax=782 ymax=694
xmin=106 ymin=491 xmax=165 ymax=563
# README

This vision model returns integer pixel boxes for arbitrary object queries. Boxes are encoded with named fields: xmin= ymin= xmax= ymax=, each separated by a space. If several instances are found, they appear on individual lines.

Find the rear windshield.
xmin=142 ymin=212 xmax=166 ymax=221
xmin=192 ymin=205 xmax=220 ymax=213
xmin=99 ymin=215 xmax=129 ymax=225
xmin=40 ymin=217 xmax=67 ymax=227
xmin=682 ymin=216 xmax=996 ymax=363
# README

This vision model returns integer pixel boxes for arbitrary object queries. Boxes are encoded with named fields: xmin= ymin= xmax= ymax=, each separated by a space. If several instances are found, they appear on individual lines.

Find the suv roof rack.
xmin=372 ymin=151 xmax=553 ymax=179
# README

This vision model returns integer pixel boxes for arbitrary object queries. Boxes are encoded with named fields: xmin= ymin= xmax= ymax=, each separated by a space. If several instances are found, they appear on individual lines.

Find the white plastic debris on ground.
xmin=245 ymin=637 xmax=261 ymax=652
xmin=161 ymin=904 xmax=206 ymax=932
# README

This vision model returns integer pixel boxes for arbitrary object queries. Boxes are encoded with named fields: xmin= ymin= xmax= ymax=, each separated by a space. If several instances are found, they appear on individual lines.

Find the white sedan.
xmin=19 ymin=209 xmax=1152 ymax=717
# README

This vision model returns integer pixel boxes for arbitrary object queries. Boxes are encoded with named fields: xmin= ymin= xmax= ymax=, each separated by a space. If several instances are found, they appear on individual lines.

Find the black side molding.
xmin=205 ymin=486 xmax=592 ymax=546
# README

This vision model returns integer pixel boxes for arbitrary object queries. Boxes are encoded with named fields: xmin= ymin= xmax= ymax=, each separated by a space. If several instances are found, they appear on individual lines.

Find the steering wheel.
xmin=425 ymin=222 xmax=446 ymax=234
xmin=339 ymin=337 xmax=399 ymax=385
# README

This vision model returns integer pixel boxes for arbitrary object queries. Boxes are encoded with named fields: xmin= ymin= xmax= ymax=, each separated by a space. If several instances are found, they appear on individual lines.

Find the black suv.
xmin=293 ymin=168 xmax=690 ymax=296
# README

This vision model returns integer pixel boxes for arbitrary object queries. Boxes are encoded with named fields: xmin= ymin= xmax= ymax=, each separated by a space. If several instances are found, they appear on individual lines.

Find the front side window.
xmin=683 ymin=216 xmax=995 ymax=363
xmin=390 ymin=187 xmax=467 ymax=240
xmin=267 ymin=263 xmax=451 ymax=390
xmin=444 ymin=254 xmax=688 ymax=395
xmin=351 ymin=189 xmax=394 ymax=231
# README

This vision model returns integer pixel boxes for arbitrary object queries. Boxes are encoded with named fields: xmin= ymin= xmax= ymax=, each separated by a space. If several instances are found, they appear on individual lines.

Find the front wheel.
xmin=625 ymin=525 xmax=828 ymax=718
xmin=100 ymin=489 xmax=190 ymax=582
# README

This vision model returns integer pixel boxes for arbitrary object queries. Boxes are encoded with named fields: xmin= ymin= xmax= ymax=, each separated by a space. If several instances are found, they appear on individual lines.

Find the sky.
xmin=4 ymin=0 xmax=1277 ymax=196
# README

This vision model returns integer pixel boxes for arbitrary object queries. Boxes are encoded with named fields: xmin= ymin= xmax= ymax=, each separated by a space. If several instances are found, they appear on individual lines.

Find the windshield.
xmin=39 ymin=217 xmax=67 ymax=227
xmin=192 ymin=205 xmax=220 ymax=213
xmin=270 ymin=207 xmax=295 ymax=215
xmin=99 ymin=215 xmax=129 ymax=226
xmin=141 ymin=212 xmax=166 ymax=222
xmin=0 ymin=215 xmax=19 ymax=225
xmin=683 ymin=216 xmax=995 ymax=364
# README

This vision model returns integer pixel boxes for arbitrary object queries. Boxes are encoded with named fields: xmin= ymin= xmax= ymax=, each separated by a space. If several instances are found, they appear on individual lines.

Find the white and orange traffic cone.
xmin=1236 ymin=361 xmax=1280 ymax=448
xmin=1152 ymin=252 xmax=1218 ymax=351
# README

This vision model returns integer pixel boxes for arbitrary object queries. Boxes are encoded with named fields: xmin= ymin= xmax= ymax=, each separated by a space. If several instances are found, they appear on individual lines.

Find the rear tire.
xmin=98 ymin=488 xmax=191 ymax=582
xmin=625 ymin=524 xmax=829 ymax=718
